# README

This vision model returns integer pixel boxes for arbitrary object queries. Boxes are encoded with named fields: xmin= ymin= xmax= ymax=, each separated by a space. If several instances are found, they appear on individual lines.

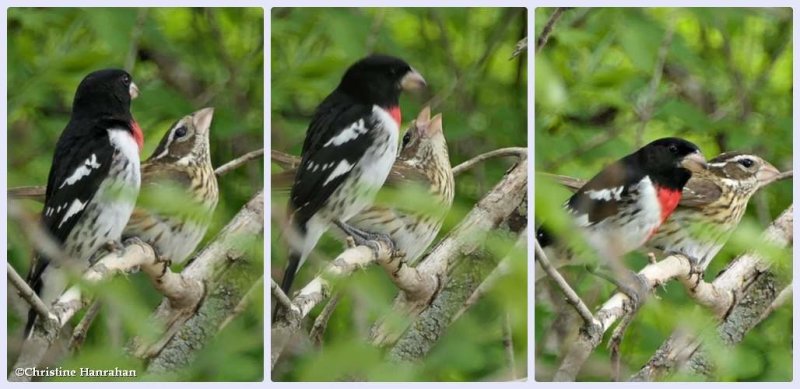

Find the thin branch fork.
xmin=271 ymin=238 xmax=395 ymax=369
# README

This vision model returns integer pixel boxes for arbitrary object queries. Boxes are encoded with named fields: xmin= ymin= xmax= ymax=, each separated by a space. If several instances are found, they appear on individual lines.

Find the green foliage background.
xmin=271 ymin=8 xmax=527 ymax=381
xmin=7 ymin=8 xmax=264 ymax=381
xmin=535 ymin=8 xmax=792 ymax=381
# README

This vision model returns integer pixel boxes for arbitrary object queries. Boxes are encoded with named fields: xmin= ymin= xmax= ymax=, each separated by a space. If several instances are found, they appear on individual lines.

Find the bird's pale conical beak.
xmin=129 ymin=82 xmax=139 ymax=100
xmin=425 ymin=113 xmax=443 ymax=136
xmin=756 ymin=162 xmax=781 ymax=186
xmin=681 ymin=152 xmax=707 ymax=173
xmin=416 ymin=106 xmax=431 ymax=124
xmin=401 ymin=68 xmax=426 ymax=91
xmin=193 ymin=107 xmax=215 ymax=135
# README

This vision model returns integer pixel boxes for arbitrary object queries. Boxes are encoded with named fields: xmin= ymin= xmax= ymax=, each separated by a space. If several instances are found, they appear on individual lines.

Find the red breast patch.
xmin=387 ymin=106 xmax=401 ymax=127
xmin=131 ymin=119 xmax=144 ymax=152
xmin=656 ymin=186 xmax=682 ymax=224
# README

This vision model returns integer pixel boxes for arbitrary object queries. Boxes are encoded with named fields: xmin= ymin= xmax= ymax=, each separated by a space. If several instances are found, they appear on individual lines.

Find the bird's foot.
xmin=88 ymin=240 xmax=125 ymax=265
xmin=685 ymin=256 xmax=706 ymax=289
xmin=335 ymin=221 xmax=396 ymax=254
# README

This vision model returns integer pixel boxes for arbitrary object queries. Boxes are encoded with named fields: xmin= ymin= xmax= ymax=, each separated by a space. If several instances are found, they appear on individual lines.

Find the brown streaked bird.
xmin=338 ymin=106 xmax=454 ymax=264
xmin=123 ymin=107 xmax=219 ymax=265
xmin=646 ymin=152 xmax=780 ymax=271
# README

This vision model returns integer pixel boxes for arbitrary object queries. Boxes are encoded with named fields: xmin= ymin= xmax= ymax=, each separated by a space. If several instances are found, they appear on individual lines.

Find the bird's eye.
xmin=738 ymin=158 xmax=754 ymax=168
xmin=402 ymin=131 xmax=412 ymax=147
xmin=121 ymin=74 xmax=130 ymax=85
xmin=175 ymin=126 xmax=188 ymax=138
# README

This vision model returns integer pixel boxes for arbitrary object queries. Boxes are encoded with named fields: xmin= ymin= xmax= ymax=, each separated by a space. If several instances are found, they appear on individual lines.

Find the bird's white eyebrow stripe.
xmin=322 ymin=161 xmax=354 ymax=186
xmin=58 ymin=199 xmax=86 ymax=228
xmin=154 ymin=119 xmax=187 ymax=160
xmin=60 ymin=154 xmax=101 ymax=188
xmin=324 ymin=119 xmax=368 ymax=147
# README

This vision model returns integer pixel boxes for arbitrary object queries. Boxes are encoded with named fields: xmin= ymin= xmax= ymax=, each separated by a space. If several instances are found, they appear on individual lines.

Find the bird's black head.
xmin=337 ymin=54 xmax=426 ymax=107
xmin=72 ymin=68 xmax=138 ymax=121
xmin=634 ymin=137 xmax=707 ymax=189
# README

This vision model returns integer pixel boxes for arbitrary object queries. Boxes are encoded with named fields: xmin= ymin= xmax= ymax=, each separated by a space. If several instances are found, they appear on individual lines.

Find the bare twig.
xmin=214 ymin=148 xmax=264 ymax=176
xmin=534 ymin=239 xmax=595 ymax=325
xmin=309 ymin=292 xmax=342 ymax=347
xmin=451 ymin=147 xmax=527 ymax=176
xmin=69 ymin=300 xmax=102 ymax=352
xmin=536 ymin=8 xmax=568 ymax=53
xmin=7 ymin=263 xmax=52 ymax=323
xmin=271 ymin=279 xmax=295 ymax=312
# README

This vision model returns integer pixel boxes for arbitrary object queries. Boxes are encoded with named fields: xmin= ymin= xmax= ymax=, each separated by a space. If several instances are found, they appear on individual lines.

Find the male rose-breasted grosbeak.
xmin=25 ymin=69 xmax=143 ymax=336
xmin=122 ymin=107 xmax=219 ymax=265
xmin=337 ymin=106 xmax=453 ymax=264
xmin=279 ymin=55 xmax=426 ymax=297
xmin=272 ymin=107 xmax=453 ymax=265
xmin=646 ymin=152 xmax=780 ymax=271
xmin=536 ymin=138 xmax=707 ymax=274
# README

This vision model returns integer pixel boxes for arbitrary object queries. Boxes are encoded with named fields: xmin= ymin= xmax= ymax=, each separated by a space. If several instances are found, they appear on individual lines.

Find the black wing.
xmin=290 ymin=94 xmax=377 ymax=229
xmin=27 ymin=129 xmax=114 ymax=293
xmin=566 ymin=158 xmax=642 ymax=225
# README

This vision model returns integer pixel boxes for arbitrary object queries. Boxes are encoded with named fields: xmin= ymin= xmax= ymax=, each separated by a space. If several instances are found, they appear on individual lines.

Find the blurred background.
xmin=7 ymin=8 xmax=264 ymax=381
xmin=271 ymin=8 xmax=527 ymax=381
xmin=535 ymin=8 xmax=792 ymax=381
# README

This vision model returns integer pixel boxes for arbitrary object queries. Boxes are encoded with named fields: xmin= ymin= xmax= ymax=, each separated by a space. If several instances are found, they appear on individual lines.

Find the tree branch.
xmin=451 ymin=147 xmax=527 ymax=176
xmin=135 ymin=192 xmax=264 ymax=366
xmin=384 ymin=160 xmax=528 ymax=361
xmin=534 ymin=239 xmax=596 ymax=326
xmin=536 ymin=8 xmax=569 ymax=53
xmin=632 ymin=206 xmax=793 ymax=381
xmin=271 ymin=239 xmax=395 ymax=369
xmin=7 ymin=263 xmax=53 ymax=324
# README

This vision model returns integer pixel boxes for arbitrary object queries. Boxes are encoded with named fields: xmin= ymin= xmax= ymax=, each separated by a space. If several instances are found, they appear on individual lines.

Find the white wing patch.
xmin=586 ymin=186 xmax=624 ymax=201
xmin=58 ymin=199 xmax=86 ymax=228
xmin=60 ymin=154 xmax=101 ymax=188
xmin=324 ymin=119 xmax=367 ymax=147
xmin=323 ymin=161 xmax=354 ymax=186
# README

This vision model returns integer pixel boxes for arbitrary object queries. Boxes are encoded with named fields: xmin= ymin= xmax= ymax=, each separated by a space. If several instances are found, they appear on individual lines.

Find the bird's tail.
xmin=272 ymin=251 xmax=301 ymax=322
xmin=24 ymin=307 xmax=38 ymax=339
